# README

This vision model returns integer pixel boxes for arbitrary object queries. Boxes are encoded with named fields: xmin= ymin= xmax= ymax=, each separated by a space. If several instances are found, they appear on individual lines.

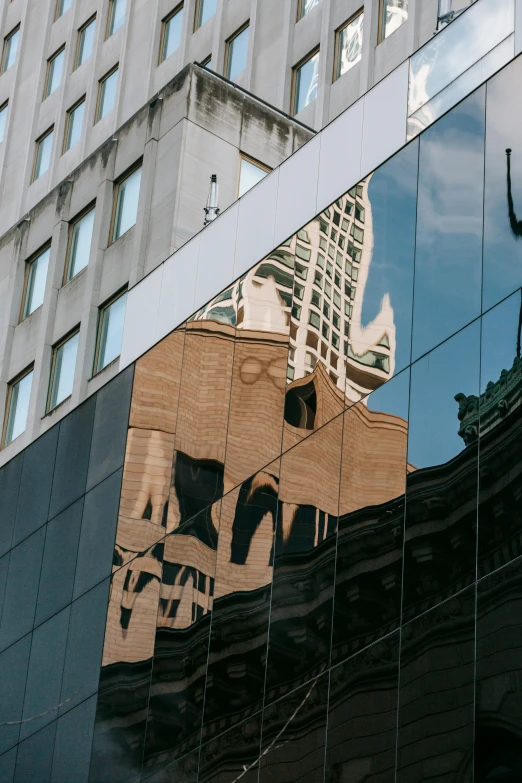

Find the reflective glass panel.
xmin=226 ymin=25 xmax=249 ymax=81
xmin=64 ymin=99 xmax=85 ymax=152
xmin=33 ymin=130 xmax=54 ymax=180
xmin=381 ymin=0 xmax=408 ymax=41
xmin=0 ymin=102 xmax=7 ymax=143
xmin=4 ymin=370 xmax=33 ymax=446
xmin=44 ymin=48 xmax=64 ymax=99
xmin=199 ymin=715 xmax=261 ymax=783
xmin=67 ymin=207 xmax=94 ymax=279
xmin=56 ymin=0 xmax=71 ymax=17
xmin=238 ymin=157 xmax=269 ymax=197
xmin=2 ymin=28 xmax=19 ymax=73
xmin=96 ymin=292 xmax=127 ymax=372
xmin=298 ymin=0 xmax=321 ymax=20
xmin=294 ymin=51 xmax=319 ymax=114
xmin=336 ymin=12 xmax=363 ymax=80
xmin=76 ymin=18 xmax=96 ymax=67
xmin=196 ymin=0 xmax=216 ymax=28
xmin=97 ymin=68 xmax=118 ymax=121
xmin=49 ymin=331 xmax=79 ymax=411
xmin=108 ymin=0 xmax=126 ymax=36
xmin=161 ymin=7 xmax=183 ymax=62
xmin=23 ymin=247 xmax=50 ymax=319
xmin=113 ymin=165 xmax=141 ymax=240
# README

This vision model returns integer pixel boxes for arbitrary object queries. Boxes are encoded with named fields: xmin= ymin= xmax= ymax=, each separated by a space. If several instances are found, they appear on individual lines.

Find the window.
xmin=96 ymin=66 xmax=118 ymax=122
xmin=65 ymin=206 xmax=95 ymax=281
xmin=56 ymin=0 xmax=72 ymax=19
xmin=379 ymin=0 xmax=408 ymax=42
xmin=297 ymin=0 xmax=321 ymax=21
xmin=21 ymin=246 xmax=50 ymax=320
xmin=76 ymin=16 xmax=96 ymax=68
xmin=111 ymin=164 xmax=142 ymax=241
xmin=201 ymin=54 xmax=212 ymax=69
xmin=335 ymin=11 xmax=363 ymax=81
xmin=44 ymin=47 xmax=65 ymax=99
xmin=63 ymin=97 xmax=85 ymax=152
xmin=292 ymin=303 xmax=302 ymax=320
xmin=1 ymin=26 xmax=20 ymax=74
xmin=309 ymin=311 xmax=320 ymax=329
xmin=292 ymin=49 xmax=319 ymax=115
xmin=160 ymin=5 xmax=184 ymax=63
xmin=225 ymin=24 xmax=249 ymax=81
xmin=238 ymin=155 xmax=270 ymax=197
xmin=2 ymin=367 xmax=33 ymax=447
xmin=195 ymin=0 xmax=216 ymax=29
xmin=48 ymin=330 xmax=79 ymax=411
xmin=311 ymin=290 xmax=321 ymax=308
xmin=33 ymin=128 xmax=54 ymax=181
xmin=95 ymin=290 xmax=127 ymax=372
xmin=0 ymin=101 xmax=8 ymax=143
xmin=107 ymin=0 xmax=126 ymax=37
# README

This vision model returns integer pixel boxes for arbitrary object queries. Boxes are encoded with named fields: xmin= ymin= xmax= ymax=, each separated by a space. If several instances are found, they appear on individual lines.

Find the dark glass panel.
xmin=259 ymin=673 xmax=329 ymax=783
xmin=0 ymin=527 xmax=45 ymax=652
xmin=412 ymin=88 xmax=485 ymax=361
xmin=333 ymin=371 xmax=409 ymax=665
xmin=204 ymin=465 xmax=279 ymax=725
xmin=475 ymin=558 xmax=522 ymax=781
xmin=12 ymin=425 xmax=58 ymax=546
xmin=34 ymin=497 xmax=83 ymax=626
xmin=403 ymin=322 xmax=480 ymax=621
xmin=140 ymin=749 xmax=198 ymax=783
xmin=14 ymin=721 xmax=56 ymax=783
xmin=48 ymin=395 xmax=96 ymax=520
xmin=86 ymin=365 xmax=133 ymax=492
xmin=266 ymin=417 xmax=341 ymax=699
xmin=478 ymin=290 xmax=522 ymax=577
xmin=73 ymin=468 xmax=123 ymax=599
xmin=0 ymin=635 xmax=31 ymax=754
xmin=0 ymin=553 xmax=8 ymax=627
xmin=0 ymin=452 xmax=22 ymax=557
xmin=325 ymin=632 xmax=399 ymax=783
xmin=0 ymin=746 xmax=17 ymax=783
xmin=483 ymin=56 xmax=522 ymax=311
xmin=59 ymin=579 xmax=110 ymax=716
xmin=142 ymin=503 xmax=220 ymax=777
xmin=397 ymin=589 xmax=475 ymax=782
xmin=19 ymin=606 xmax=70 ymax=740
xmin=51 ymin=694 xmax=97 ymax=783
xmin=199 ymin=713 xmax=261 ymax=783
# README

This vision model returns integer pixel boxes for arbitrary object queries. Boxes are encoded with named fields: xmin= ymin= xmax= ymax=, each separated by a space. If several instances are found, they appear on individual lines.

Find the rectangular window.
xmin=225 ymin=24 xmax=249 ymax=81
xmin=63 ymin=97 xmax=85 ymax=152
xmin=56 ymin=0 xmax=72 ymax=19
xmin=238 ymin=154 xmax=270 ymax=198
xmin=322 ymin=322 xmax=329 ymax=339
xmin=107 ymin=0 xmax=126 ymax=37
xmin=76 ymin=16 xmax=96 ymax=68
xmin=48 ymin=330 xmax=79 ymax=412
xmin=335 ymin=11 xmax=363 ymax=81
xmin=0 ymin=101 xmax=8 ymax=143
xmin=292 ymin=49 xmax=319 ymax=115
xmin=2 ymin=26 xmax=20 ymax=74
xmin=297 ymin=0 xmax=321 ymax=21
xmin=309 ymin=311 xmax=320 ymax=329
xmin=33 ymin=128 xmax=54 ymax=181
xmin=111 ymin=164 xmax=142 ymax=242
xmin=95 ymin=290 xmax=128 ymax=373
xmin=2 ymin=367 xmax=33 ymax=447
xmin=96 ymin=66 xmax=118 ymax=122
xmin=65 ymin=206 xmax=95 ymax=281
xmin=44 ymin=47 xmax=65 ymax=99
xmin=21 ymin=246 xmax=50 ymax=320
xmin=160 ymin=5 xmax=184 ymax=63
xmin=379 ymin=0 xmax=408 ymax=42
xmin=201 ymin=54 xmax=212 ymax=69
xmin=195 ymin=0 xmax=216 ymax=29
xmin=311 ymin=290 xmax=321 ymax=308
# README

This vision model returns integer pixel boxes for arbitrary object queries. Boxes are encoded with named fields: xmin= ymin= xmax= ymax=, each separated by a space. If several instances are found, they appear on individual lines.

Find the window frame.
xmin=106 ymin=0 xmax=126 ymax=38
xmin=109 ymin=159 xmax=143 ymax=244
xmin=291 ymin=46 xmax=320 ymax=116
xmin=237 ymin=152 xmax=271 ymax=198
xmin=55 ymin=0 xmax=71 ymax=21
xmin=1 ymin=364 xmax=34 ymax=449
xmin=159 ymin=3 xmax=184 ymax=65
xmin=378 ymin=0 xmax=407 ymax=44
xmin=46 ymin=326 xmax=80 ymax=414
xmin=296 ymin=0 xmax=320 ymax=22
xmin=95 ymin=64 xmax=119 ymax=123
xmin=75 ymin=14 xmax=96 ymax=69
xmin=63 ymin=202 xmax=96 ymax=284
xmin=0 ymin=100 xmax=8 ymax=143
xmin=32 ymin=127 xmax=54 ymax=183
xmin=93 ymin=286 xmax=128 ymax=376
xmin=43 ymin=45 xmax=65 ymax=100
xmin=194 ymin=0 xmax=215 ymax=31
xmin=333 ymin=9 xmax=363 ymax=82
xmin=1 ymin=25 xmax=20 ymax=74
xmin=224 ymin=21 xmax=250 ymax=81
xmin=20 ymin=243 xmax=51 ymax=323
xmin=63 ymin=95 xmax=86 ymax=153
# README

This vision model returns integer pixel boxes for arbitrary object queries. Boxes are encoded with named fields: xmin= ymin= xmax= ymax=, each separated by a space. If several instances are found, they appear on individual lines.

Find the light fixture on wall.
xmin=204 ymin=174 xmax=220 ymax=226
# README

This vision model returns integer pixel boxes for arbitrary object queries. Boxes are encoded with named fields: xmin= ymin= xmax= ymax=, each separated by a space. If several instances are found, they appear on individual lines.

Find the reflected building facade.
xmin=4 ymin=46 xmax=522 ymax=783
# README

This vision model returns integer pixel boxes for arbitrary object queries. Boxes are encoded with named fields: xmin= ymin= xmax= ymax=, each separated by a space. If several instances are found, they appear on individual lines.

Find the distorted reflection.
xmin=199 ymin=714 xmax=261 ymax=783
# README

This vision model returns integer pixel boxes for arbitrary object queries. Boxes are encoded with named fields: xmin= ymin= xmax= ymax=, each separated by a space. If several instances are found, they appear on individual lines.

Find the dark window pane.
xmin=412 ymin=88 xmax=485 ymax=360
xmin=0 ymin=635 xmax=31 ymax=754
xmin=326 ymin=632 xmax=399 ymax=782
xmin=13 ymin=425 xmax=59 ymax=546
xmin=403 ymin=322 xmax=480 ymax=621
xmin=199 ymin=714 xmax=261 ymax=783
xmin=86 ymin=365 xmax=133 ymax=492
xmin=397 ymin=589 xmax=475 ymax=780
xmin=51 ymin=694 xmax=97 ymax=783
xmin=0 ymin=528 xmax=45 ymax=652
xmin=48 ymin=396 xmax=96 ymax=520
xmin=14 ymin=720 xmax=56 ymax=783
xmin=35 ymin=498 xmax=83 ymax=626
xmin=0 ymin=453 xmax=22 ymax=557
